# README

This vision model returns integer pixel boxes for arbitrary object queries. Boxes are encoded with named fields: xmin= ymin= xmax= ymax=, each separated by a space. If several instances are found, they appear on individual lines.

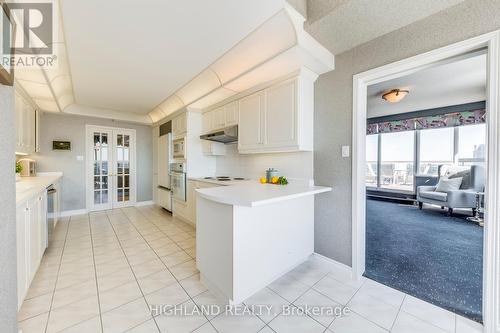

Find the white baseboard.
xmin=135 ymin=200 xmax=155 ymax=207
xmin=311 ymin=253 xmax=353 ymax=278
xmin=58 ymin=209 xmax=88 ymax=217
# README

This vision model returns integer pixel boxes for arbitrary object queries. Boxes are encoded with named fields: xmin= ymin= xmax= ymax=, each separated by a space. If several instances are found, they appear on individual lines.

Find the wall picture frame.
xmin=52 ymin=141 xmax=71 ymax=151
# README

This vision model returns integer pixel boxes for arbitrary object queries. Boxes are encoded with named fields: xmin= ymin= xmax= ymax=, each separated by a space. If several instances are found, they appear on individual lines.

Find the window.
xmin=419 ymin=127 xmax=454 ymax=176
xmin=380 ymin=131 xmax=414 ymax=192
xmin=366 ymin=135 xmax=378 ymax=187
xmin=458 ymin=124 xmax=486 ymax=163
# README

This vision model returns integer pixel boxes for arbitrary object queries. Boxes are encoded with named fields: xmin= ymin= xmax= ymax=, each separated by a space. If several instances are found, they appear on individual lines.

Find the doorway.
xmin=352 ymin=31 xmax=500 ymax=331
xmin=86 ymin=125 xmax=137 ymax=211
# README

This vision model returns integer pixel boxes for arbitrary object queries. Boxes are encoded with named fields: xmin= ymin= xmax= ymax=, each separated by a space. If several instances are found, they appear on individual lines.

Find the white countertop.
xmin=195 ymin=181 xmax=331 ymax=207
xmin=189 ymin=177 xmax=253 ymax=186
xmin=16 ymin=172 xmax=63 ymax=206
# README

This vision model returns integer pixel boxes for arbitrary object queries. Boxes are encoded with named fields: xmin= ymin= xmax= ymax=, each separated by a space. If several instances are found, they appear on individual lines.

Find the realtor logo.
xmin=4 ymin=2 xmax=53 ymax=54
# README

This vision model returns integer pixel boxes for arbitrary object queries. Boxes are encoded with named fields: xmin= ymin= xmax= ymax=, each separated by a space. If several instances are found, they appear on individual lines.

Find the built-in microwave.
xmin=173 ymin=137 xmax=186 ymax=159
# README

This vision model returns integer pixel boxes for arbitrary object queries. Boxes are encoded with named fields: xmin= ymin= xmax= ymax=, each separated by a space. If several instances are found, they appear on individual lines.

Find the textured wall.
xmin=35 ymin=113 xmax=153 ymax=211
xmin=312 ymin=0 xmax=500 ymax=265
xmin=0 ymin=86 xmax=17 ymax=332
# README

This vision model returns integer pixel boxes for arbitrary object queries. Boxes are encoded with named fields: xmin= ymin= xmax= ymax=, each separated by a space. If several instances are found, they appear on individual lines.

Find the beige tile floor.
xmin=17 ymin=205 xmax=483 ymax=333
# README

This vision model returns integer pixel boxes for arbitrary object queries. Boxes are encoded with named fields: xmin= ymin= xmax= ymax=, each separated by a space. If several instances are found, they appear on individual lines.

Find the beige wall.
xmin=311 ymin=0 xmax=500 ymax=265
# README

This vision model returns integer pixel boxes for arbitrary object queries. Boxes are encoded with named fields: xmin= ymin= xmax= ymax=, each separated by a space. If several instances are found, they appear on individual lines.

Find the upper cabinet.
xmin=202 ymin=101 xmax=239 ymax=134
xmin=238 ymin=92 xmax=265 ymax=150
xmin=15 ymin=90 xmax=39 ymax=155
xmin=172 ymin=112 xmax=187 ymax=137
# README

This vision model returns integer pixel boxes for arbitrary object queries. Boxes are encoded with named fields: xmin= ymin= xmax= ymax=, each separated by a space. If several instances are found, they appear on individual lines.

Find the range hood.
xmin=200 ymin=126 xmax=238 ymax=144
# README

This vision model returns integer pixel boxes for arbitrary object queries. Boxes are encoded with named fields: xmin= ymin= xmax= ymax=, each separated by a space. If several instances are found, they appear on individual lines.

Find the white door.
xmin=87 ymin=126 xmax=136 ymax=211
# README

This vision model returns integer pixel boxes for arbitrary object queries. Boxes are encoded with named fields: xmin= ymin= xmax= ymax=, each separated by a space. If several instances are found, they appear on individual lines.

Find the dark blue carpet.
xmin=364 ymin=199 xmax=483 ymax=322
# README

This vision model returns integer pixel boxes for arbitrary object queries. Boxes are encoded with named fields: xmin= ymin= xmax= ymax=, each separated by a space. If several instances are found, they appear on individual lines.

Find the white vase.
xmin=16 ymin=173 xmax=21 ymax=182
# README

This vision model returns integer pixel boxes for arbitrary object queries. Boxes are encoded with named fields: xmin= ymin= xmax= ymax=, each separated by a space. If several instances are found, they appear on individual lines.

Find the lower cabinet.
xmin=16 ymin=190 xmax=48 ymax=310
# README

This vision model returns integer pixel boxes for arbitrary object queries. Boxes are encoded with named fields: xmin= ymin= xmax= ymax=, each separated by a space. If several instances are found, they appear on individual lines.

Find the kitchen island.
xmin=195 ymin=182 xmax=331 ymax=304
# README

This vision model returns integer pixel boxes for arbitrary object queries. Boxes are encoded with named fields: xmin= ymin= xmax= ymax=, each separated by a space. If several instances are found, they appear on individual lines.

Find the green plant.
xmin=277 ymin=176 xmax=288 ymax=185
xmin=16 ymin=162 xmax=22 ymax=174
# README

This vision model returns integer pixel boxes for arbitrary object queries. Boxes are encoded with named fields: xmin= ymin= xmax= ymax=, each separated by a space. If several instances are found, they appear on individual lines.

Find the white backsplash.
xmin=215 ymin=144 xmax=313 ymax=182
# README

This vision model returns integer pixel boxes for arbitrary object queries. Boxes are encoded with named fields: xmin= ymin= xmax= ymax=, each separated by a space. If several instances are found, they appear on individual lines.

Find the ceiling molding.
xmin=148 ymin=3 xmax=335 ymax=123
xmin=64 ymin=104 xmax=152 ymax=125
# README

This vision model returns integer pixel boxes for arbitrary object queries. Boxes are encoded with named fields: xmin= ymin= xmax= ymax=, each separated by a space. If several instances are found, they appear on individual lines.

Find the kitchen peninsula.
xmin=195 ymin=182 xmax=331 ymax=304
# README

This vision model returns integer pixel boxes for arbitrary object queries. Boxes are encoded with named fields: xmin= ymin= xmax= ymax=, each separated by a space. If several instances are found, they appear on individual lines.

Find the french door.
xmin=86 ymin=125 xmax=136 ymax=211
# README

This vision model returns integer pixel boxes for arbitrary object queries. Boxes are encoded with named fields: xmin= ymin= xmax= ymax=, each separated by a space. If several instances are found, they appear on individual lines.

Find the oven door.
xmin=170 ymin=172 xmax=186 ymax=201
xmin=173 ymin=138 xmax=185 ymax=159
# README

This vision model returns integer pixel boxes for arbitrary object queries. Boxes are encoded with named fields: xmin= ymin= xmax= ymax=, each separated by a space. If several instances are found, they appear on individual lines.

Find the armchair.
xmin=417 ymin=165 xmax=485 ymax=216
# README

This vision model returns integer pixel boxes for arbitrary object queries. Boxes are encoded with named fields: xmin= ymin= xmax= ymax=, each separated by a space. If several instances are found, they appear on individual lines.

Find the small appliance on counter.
xmin=266 ymin=168 xmax=278 ymax=183
xmin=18 ymin=159 xmax=37 ymax=177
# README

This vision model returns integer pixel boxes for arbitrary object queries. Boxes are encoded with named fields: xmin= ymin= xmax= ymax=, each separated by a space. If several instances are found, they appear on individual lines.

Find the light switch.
xmin=341 ymin=145 xmax=350 ymax=158
xmin=76 ymin=155 xmax=84 ymax=161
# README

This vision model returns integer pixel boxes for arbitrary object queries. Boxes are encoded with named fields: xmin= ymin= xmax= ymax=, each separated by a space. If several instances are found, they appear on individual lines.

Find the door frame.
xmin=85 ymin=125 xmax=137 ymax=211
xmin=352 ymin=31 xmax=500 ymax=332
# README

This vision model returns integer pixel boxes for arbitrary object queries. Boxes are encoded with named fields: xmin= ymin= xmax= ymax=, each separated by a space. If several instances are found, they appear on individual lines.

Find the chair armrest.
xmin=417 ymin=185 xmax=436 ymax=194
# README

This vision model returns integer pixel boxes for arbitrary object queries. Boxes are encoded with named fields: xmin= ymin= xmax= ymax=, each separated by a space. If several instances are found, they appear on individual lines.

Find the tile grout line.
xmin=122 ymin=207 xmax=220 ymax=333
xmin=42 ymin=216 xmax=70 ymax=333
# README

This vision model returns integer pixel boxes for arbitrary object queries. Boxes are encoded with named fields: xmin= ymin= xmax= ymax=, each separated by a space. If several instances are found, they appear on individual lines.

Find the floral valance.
xmin=367 ymin=109 xmax=486 ymax=135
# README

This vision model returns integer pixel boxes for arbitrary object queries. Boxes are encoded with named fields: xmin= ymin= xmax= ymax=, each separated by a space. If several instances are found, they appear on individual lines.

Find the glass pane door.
xmin=92 ymin=131 xmax=111 ymax=209
xmin=115 ymin=133 xmax=131 ymax=204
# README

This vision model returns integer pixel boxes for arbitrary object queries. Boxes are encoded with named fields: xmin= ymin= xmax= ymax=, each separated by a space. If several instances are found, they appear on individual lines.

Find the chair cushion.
xmin=436 ymin=177 xmax=462 ymax=192
xmin=443 ymin=166 xmax=471 ymax=189
xmin=420 ymin=190 xmax=448 ymax=202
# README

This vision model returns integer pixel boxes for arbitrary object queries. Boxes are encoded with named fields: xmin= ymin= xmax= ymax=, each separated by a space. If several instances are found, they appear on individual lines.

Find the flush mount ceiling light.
xmin=382 ymin=89 xmax=409 ymax=103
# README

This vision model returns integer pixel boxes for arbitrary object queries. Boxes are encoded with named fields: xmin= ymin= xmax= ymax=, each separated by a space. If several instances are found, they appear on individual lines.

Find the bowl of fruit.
xmin=260 ymin=175 xmax=288 ymax=185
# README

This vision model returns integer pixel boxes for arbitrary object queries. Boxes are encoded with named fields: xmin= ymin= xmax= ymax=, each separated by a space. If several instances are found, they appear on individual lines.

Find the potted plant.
xmin=16 ymin=162 xmax=22 ymax=181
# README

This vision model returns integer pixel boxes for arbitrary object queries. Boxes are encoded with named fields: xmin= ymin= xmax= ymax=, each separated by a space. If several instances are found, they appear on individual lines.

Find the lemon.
xmin=260 ymin=177 xmax=267 ymax=184
xmin=271 ymin=176 xmax=279 ymax=184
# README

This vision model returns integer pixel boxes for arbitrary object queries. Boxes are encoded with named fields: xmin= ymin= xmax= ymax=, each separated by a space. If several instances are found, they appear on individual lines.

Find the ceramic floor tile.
xmin=268 ymin=312 xmax=325 ymax=333
xmin=154 ymin=300 xmax=208 ymax=333
xmin=455 ymin=315 xmax=483 ymax=333
xmin=210 ymin=312 xmax=266 ymax=333
xmin=179 ymin=274 xmax=208 ymax=297
xmin=160 ymin=251 xmax=191 ymax=267
xmin=101 ymin=298 xmax=152 ymax=333
xmin=17 ymin=293 xmax=52 ymax=321
xmin=126 ymin=318 xmax=160 ymax=333
xmin=400 ymin=295 xmax=455 ymax=332
xmin=348 ymin=290 xmax=400 ymax=330
xmin=169 ymin=260 xmax=198 ymax=280
xmin=293 ymin=288 xmax=341 ymax=327
xmin=312 ymin=275 xmax=359 ymax=305
xmin=267 ymin=275 xmax=310 ymax=303
xmin=137 ymin=269 xmax=177 ymax=295
xmin=46 ymin=295 xmax=100 ymax=333
xmin=191 ymin=322 xmax=218 ymax=333
xmin=144 ymin=282 xmax=190 ymax=310
xmin=244 ymin=288 xmax=290 ymax=323
xmin=99 ymin=280 xmax=144 ymax=312
xmin=17 ymin=312 xmax=50 ymax=333
xmin=97 ymin=267 xmax=136 ymax=292
xmin=391 ymin=311 xmax=448 ymax=333
xmin=285 ymin=260 xmax=330 ymax=286
xmin=192 ymin=291 xmax=228 ymax=320
xmin=328 ymin=311 xmax=388 ymax=333
xmin=58 ymin=316 xmax=102 ymax=333
xmin=359 ymin=279 xmax=405 ymax=308
xmin=131 ymin=259 xmax=165 ymax=279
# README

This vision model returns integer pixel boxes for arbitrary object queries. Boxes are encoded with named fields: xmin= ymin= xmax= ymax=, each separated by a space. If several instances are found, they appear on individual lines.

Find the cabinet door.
xmin=23 ymin=104 xmax=33 ymax=153
xmin=225 ymin=102 xmax=238 ymax=126
xmin=213 ymin=107 xmax=226 ymax=130
xmin=15 ymin=92 xmax=24 ymax=152
xmin=265 ymin=79 xmax=297 ymax=147
xmin=35 ymin=109 xmax=40 ymax=152
xmin=27 ymin=198 xmax=40 ymax=282
xmin=16 ymin=205 xmax=28 ymax=309
xmin=202 ymin=112 xmax=213 ymax=133
xmin=238 ymin=92 xmax=265 ymax=150
xmin=179 ymin=112 xmax=187 ymax=133
xmin=38 ymin=192 xmax=48 ymax=256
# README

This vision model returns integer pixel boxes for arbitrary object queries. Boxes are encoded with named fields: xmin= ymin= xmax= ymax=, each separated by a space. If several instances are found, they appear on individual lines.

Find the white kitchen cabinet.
xmin=17 ymin=189 xmax=48 ymax=309
xmin=202 ymin=141 xmax=226 ymax=156
xmin=202 ymin=111 xmax=213 ymax=133
xmin=224 ymin=101 xmax=239 ymax=127
xmin=15 ymin=90 xmax=37 ymax=154
xmin=265 ymin=79 xmax=297 ymax=148
xmin=16 ymin=205 xmax=28 ymax=309
xmin=213 ymin=107 xmax=226 ymax=129
xmin=238 ymin=91 xmax=265 ymax=150
xmin=172 ymin=112 xmax=187 ymax=137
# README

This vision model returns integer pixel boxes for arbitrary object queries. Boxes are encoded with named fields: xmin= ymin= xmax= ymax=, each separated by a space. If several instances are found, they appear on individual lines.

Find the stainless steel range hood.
xmin=200 ymin=125 xmax=238 ymax=144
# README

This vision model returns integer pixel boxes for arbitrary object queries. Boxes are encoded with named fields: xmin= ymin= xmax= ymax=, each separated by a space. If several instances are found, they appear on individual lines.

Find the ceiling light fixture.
xmin=382 ymin=89 xmax=409 ymax=103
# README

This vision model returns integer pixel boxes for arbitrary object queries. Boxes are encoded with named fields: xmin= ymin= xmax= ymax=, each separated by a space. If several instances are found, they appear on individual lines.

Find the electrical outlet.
xmin=342 ymin=145 xmax=350 ymax=158
xmin=76 ymin=155 xmax=84 ymax=161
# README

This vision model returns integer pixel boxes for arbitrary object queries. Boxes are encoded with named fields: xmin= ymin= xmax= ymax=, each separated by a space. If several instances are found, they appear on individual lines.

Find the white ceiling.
xmin=305 ymin=0 xmax=466 ymax=54
xmin=60 ymin=0 xmax=285 ymax=114
xmin=367 ymin=53 xmax=487 ymax=119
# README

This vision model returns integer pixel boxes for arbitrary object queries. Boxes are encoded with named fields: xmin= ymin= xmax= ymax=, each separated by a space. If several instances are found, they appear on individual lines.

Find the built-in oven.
xmin=170 ymin=162 xmax=186 ymax=201
xmin=173 ymin=137 xmax=186 ymax=159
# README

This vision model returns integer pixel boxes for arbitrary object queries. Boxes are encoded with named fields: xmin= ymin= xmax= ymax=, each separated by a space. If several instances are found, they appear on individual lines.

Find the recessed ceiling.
xmin=367 ymin=53 xmax=487 ymax=118
xmin=60 ymin=0 xmax=285 ymax=114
